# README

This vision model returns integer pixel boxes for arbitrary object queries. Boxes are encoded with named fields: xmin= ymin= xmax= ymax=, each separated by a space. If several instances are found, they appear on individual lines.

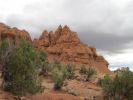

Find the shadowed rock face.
xmin=0 ymin=23 xmax=31 ymax=41
xmin=33 ymin=25 xmax=110 ymax=73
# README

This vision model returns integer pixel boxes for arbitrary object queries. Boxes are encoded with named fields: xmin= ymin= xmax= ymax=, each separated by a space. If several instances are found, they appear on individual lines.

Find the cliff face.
xmin=33 ymin=25 xmax=110 ymax=73
xmin=0 ymin=23 xmax=110 ymax=73
xmin=0 ymin=23 xmax=31 ymax=41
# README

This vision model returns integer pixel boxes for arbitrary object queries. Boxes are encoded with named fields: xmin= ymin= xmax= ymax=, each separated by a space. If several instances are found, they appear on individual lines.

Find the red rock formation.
xmin=33 ymin=25 xmax=110 ymax=73
xmin=0 ymin=23 xmax=31 ymax=41
xmin=0 ymin=23 xmax=110 ymax=73
xmin=31 ymin=93 xmax=81 ymax=100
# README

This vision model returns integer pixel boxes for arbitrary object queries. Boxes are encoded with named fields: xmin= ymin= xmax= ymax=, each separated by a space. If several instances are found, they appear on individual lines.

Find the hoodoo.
xmin=33 ymin=25 xmax=110 ymax=73
xmin=0 ymin=23 xmax=110 ymax=73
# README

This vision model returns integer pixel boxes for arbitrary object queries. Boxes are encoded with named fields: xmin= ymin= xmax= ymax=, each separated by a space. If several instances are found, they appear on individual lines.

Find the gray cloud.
xmin=79 ymin=30 xmax=133 ymax=53
xmin=4 ymin=0 xmax=133 ymax=54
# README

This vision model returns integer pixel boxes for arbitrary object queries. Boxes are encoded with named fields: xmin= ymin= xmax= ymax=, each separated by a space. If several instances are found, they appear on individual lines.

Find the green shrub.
xmin=37 ymin=51 xmax=49 ymax=76
xmin=51 ymin=60 xmax=69 ymax=90
xmin=52 ymin=68 xmax=64 ymax=90
xmin=101 ymin=69 xmax=133 ymax=100
xmin=0 ymin=39 xmax=15 ymax=71
xmin=101 ymin=75 xmax=114 ymax=99
xmin=79 ymin=65 xmax=87 ymax=74
xmin=79 ymin=65 xmax=96 ymax=81
xmin=51 ymin=60 xmax=76 ymax=90
xmin=66 ymin=64 xmax=75 ymax=79
xmin=50 ymin=59 xmax=62 ymax=70
xmin=1 ymin=40 xmax=43 ymax=96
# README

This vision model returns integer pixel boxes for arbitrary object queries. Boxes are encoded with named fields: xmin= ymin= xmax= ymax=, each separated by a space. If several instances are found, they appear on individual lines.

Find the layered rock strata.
xmin=33 ymin=25 xmax=110 ymax=73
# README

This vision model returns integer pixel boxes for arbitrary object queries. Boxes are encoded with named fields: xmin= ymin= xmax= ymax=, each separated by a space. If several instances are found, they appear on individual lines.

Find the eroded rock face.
xmin=33 ymin=25 xmax=110 ymax=73
xmin=0 ymin=23 xmax=110 ymax=73
xmin=0 ymin=23 xmax=31 ymax=41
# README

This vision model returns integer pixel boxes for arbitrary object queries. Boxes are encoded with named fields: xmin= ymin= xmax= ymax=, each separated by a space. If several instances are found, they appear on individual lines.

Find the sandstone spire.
xmin=62 ymin=25 xmax=71 ymax=32
xmin=39 ymin=30 xmax=49 ymax=39
xmin=33 ymin=25 xmax=110 ymax=73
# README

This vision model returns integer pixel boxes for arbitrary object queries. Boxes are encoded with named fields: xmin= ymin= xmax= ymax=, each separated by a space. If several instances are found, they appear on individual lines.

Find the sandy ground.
xmin=0 ymin=73 xmax=103 ymax=100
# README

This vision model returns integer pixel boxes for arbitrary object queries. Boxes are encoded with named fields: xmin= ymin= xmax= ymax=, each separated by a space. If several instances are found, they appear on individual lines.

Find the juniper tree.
xmin=0 ymin=39 xmax=43 ymax=96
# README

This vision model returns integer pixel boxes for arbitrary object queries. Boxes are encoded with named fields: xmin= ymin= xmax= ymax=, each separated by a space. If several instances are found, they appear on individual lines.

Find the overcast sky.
xmin=0 ymin=0 xmax=133 ymax=70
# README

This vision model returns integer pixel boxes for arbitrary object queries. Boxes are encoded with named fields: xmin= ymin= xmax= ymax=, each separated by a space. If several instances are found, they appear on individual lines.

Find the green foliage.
xmin=0 ymin=40 xmax=10 ymax=53
xmin=0 ymin=40 xmax=15 ymax=71
xmin=50 ymin=59 xmax=62 ymax=70
xmin=37 ymin=51 xmax=49 ymax=76
xmin=52 ymin=67 xmax=64 ymax=90
xmin=51 ymin=64 xmax=66 ymax=90
xmin=79 ymin=65 xmax=86 ymax=74
xmin=79 ymin=65 xmax=96 ymax=81
xmin=66 ymin=64 xmax=75 ymax=79
xmin=102 ymin=69 xmax=133 ymax=100
xmin=2 ymin=40 xmax=43 ymax=96
xmin=51 ymin=60 xmax=75 ymax=90
xmin=101 ymin=75 xmax=114 ymax=99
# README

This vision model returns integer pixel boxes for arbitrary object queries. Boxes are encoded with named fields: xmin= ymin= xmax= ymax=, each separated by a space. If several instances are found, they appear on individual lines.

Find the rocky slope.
xmin=0 ymin=23 xmax=31 ymax=42
xmin=33 ymin=25 xmax=110 ymax=73
xmin=0 ymin=23 xmax=110 ymax=73
xmin=0 ymin=23 xmax=110 ymax=100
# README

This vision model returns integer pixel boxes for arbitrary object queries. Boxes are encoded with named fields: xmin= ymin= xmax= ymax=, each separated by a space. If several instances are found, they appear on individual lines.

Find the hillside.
xmin=0 ymin=23 xmax=110 ymax=73
xmin=0 ymin=23 xmax=111 ymax=100
xmin=33 ymin=25 xmax=110 ymax=73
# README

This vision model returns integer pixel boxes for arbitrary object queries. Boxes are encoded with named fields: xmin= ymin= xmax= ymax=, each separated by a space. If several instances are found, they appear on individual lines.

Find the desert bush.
xmin=51 ymin=60 xmax=69 ymax=90
xmin=1 ymin=40 xmax=43 ymax=96
xmin=0 ymin=39 xmax=15 ymax=72
xmin=37 ymin=51 xmax=50 ymax=76
xmin=79 ymin=65 xmax=96 ymax=81
xmin=52 ymin=67 xmax=64 ymax=90
xmin=51 ymin=60 xmax=62 ymax=90
xmin=101 ymin=75 xmax=114 ymax=100
xmin=50 ymin=59 xmax=62 ymax=70
xmin=102 ymin=69 xmax=133 ymax=100
xmin=51 ymin=60 xmax=76 ymax=90
xmin=79 ymin=65 xmax=86 ymax=74
xmin=66 ymin=64 xmax=75 ymax=79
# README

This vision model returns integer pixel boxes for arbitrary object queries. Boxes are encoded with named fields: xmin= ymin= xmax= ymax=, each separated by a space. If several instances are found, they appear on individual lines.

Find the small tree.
xmin=0 ymin=39 xmax=16 ymax=88
xmin=2 ymin=40 xmax=43 ymax=96
xmin=0 ymin=39 xmax=15 ymax=71
xmin=37 ymin=51 xmax=49 ymax=76
xmin=80 ymin=65 xmax=96 ymax=81
xmin=101 ymin=69 xmax=133 ymax=100
xmin=101 ymin=75 xmax=114 ymax=100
